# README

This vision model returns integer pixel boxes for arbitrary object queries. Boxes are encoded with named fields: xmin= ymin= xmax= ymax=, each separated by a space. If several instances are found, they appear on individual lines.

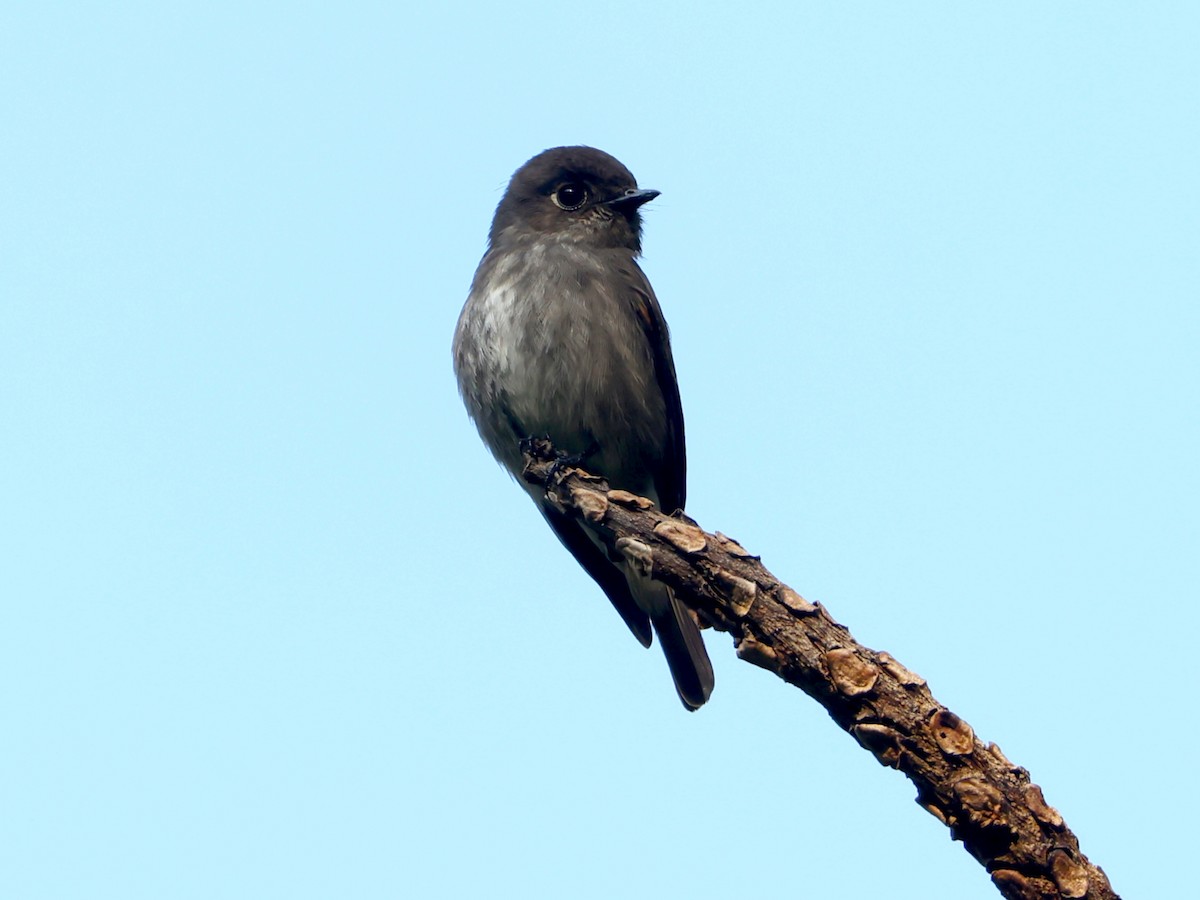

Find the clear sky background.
xmin=3 ymin=3 xmax=1196 ymax=898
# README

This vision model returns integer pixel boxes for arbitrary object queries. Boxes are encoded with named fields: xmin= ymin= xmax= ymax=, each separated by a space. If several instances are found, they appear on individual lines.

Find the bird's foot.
xmin=545 ymin=439 xmax=600 ymax=483
xmin=518 ymin=435 xmax=600 ymax=485
xmin=518 ymin=434 xmax=551 ymax=458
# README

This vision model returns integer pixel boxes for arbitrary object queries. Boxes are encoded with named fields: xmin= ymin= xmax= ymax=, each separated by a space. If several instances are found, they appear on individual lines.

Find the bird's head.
xmin=489 ymin=146 xmax=659 ymax=253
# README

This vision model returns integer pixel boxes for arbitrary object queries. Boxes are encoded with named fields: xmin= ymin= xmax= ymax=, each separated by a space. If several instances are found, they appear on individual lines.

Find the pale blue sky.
xmin=3 ymin=3 xmax=1196 ymax=898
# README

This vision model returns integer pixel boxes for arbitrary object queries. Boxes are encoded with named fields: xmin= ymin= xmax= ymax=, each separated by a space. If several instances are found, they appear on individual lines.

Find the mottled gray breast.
xmin=453 ymin=238 xmax=668 ymax=500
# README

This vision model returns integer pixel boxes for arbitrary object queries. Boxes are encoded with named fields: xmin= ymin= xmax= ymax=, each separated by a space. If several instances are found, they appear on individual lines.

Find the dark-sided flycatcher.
xmin=453 ymin=146 xmax=714 ymax=709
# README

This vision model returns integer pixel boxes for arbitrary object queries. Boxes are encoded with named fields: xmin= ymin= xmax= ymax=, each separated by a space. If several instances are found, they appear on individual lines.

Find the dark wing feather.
xmin=622 ymin=261 xmax=687 ymax=513
xmin=539 ymin=502 xmax=653 ymax=647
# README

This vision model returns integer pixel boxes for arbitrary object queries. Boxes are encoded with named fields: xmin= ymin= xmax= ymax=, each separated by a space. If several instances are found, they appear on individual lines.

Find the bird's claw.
xmin=544 ymin=439 xmax=599 ymax=483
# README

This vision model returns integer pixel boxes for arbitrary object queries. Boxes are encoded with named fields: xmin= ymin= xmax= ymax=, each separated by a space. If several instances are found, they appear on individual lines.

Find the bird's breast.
xmin=455 ymin=241 xmax=666 ymax=493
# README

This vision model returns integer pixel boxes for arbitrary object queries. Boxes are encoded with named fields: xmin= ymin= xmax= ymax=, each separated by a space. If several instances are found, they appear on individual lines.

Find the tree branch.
xmin=521 ymin=439 xmax=1118 ymax=900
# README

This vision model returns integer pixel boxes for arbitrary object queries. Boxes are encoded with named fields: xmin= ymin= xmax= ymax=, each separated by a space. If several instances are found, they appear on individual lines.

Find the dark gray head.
xmin=488 ymin=146 xmax=659 ymax=253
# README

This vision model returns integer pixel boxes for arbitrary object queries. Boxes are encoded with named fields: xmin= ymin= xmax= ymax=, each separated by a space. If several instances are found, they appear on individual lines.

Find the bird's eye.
xmin=552 ymin=183 xmax=588 ymax=210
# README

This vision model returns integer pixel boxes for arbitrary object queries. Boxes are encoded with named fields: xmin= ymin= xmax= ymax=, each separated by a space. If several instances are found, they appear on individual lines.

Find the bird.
xmin=452 ymin=146 xmax=714 ymax=709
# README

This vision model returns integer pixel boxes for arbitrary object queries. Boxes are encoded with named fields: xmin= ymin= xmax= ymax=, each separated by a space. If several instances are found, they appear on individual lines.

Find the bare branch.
xmin=522 ymin=439 xmax=1118 ymax=900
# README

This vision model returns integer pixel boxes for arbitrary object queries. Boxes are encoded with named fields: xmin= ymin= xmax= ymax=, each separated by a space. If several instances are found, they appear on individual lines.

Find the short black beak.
xmin=606 ymin=188 xmax=660 ymax=210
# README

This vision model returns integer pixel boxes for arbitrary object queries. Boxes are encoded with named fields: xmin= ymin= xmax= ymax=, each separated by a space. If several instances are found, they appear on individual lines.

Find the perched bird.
xmin=452 ymin=146 xmax=714 ymax=709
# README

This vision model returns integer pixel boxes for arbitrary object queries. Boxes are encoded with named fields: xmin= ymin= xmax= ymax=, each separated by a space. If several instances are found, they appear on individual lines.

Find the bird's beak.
xmin=605 ymin=188 xmax=661 ymax=210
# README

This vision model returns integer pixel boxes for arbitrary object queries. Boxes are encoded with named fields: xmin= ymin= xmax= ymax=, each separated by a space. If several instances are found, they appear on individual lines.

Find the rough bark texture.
xmin=521 ymin=439 xmax=1118 ymax=900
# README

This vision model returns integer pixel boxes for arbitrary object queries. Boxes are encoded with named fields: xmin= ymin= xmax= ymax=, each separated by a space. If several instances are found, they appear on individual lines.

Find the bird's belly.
xmin=493 ymin=293 xmax=664 ymax=495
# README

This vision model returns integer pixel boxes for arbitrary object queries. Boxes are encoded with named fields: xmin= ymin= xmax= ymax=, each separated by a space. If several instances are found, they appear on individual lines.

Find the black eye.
xmin=553 ymin=182 xmax=588 ymax=210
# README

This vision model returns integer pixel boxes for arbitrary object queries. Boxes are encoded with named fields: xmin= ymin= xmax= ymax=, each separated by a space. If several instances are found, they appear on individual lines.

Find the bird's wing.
xmin=620 ymin=259 xmax=687 ymax=513
xmin=538 ymin=502 xmax=653 ymax=647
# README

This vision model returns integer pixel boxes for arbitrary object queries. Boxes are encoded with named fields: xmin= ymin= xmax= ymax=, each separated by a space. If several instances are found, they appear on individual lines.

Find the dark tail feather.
xmin=651 ymin=590 xmax=715 ymax=710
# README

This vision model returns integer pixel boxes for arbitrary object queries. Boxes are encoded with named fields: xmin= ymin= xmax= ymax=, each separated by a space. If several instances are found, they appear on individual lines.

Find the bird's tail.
xmin=649 ymin=588 xmax=714 ymax=711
